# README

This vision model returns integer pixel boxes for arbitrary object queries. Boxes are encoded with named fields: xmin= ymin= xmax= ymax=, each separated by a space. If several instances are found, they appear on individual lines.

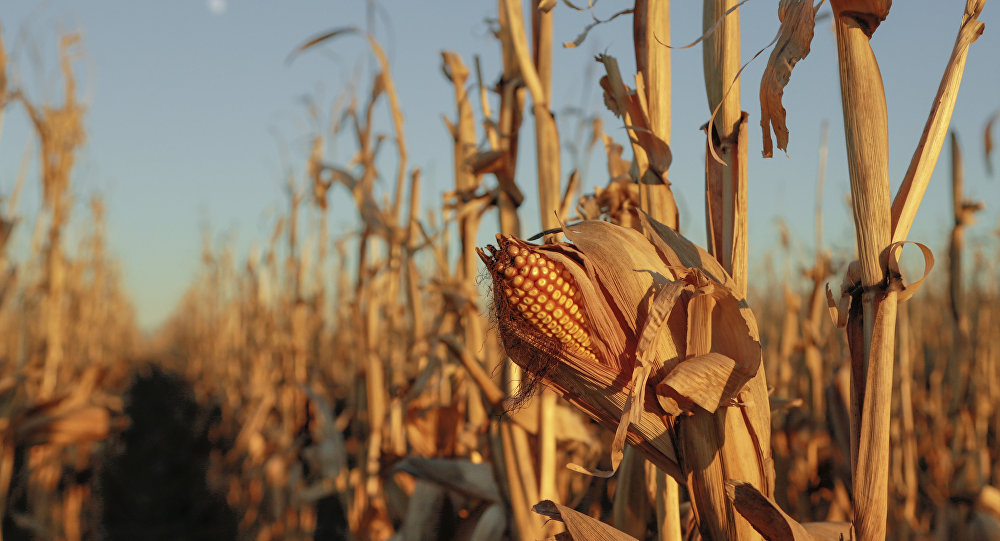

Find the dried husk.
xmin=479 ymin=216 xmax=773 ymax=537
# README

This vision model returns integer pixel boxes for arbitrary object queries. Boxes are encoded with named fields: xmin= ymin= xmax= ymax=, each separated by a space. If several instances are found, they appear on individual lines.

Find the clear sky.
xmin=1 ymin=1 xmax=997 ymax=331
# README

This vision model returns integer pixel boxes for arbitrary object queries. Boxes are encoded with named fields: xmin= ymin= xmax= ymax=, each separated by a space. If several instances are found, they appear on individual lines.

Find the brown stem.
xmin=831 ymin=3 xmax=896 ymax=539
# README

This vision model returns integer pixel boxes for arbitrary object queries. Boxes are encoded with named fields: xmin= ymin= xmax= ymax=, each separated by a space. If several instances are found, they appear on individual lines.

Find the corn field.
xmin=1 ymin=2 xmax=998 ymax=540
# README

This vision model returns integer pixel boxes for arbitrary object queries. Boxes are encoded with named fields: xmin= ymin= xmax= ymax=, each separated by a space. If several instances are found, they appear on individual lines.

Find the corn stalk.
xmin=688 ymin=3 xmax=773 ymax=540
xmin=826 ymin=2 xmax=985 ymax=538
xmin=830 ymin=4 xmax=897 ymax=539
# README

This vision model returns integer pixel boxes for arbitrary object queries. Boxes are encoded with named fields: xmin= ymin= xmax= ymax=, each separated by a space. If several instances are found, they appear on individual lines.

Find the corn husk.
xmin=479 ymin=215 xmax=773 ymax=538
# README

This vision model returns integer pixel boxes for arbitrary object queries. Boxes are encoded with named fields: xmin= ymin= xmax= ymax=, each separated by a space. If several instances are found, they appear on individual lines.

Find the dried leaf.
xmin=533 ymin=500 xmax=640 ymax=540
xmin=286 ymin=26 xmax=360 ymax=65
xmin=890 ymin=0 xmax=986 ymax=243
xmin=480 ymin=216 xmax=766 ymax=482
xmin=653 ymin=0 xmax=752 ymax=50
xmin=725 ymin=481 xmax=817 ymax=540
xmin=469 ymin=149 xmax=505 ymax=176
xmin=985 ymin=110 xmax=998 ymax=176
xmin=562 ymin=9 xmax=633 ymax=49
xmin=760 ymin=0 xmax=818 ymax=158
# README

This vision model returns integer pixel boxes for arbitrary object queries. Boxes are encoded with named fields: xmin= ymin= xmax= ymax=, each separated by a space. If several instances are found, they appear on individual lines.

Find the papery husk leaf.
xmin=533 ymin=500 xmax=641 ymax=541
xmin=482 ymin=217 xmax=770 ymax=488
xmin=570 ymin=280 xmax=683 ymax=478
xmin=658 ymin=352 xmax=745 ymax=415
xmin=636 ymin=216 xmax=762 ymax=414
xmin=760 ymin=0 xmax=817 ymax=158
xmin=559 ymin=220 xmax=684 ymax=365
xmin=639 ymin=212 xmax=732 ymax=290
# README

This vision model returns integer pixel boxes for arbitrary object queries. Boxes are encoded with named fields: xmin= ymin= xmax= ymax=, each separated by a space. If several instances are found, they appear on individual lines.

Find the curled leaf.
xmin=760 ymin=0 xmax=818 ymax=158
xmin=286 ymin=26 xmax=360 ymax=65
xmin=562 ymin=9 xmax=633 ymax=49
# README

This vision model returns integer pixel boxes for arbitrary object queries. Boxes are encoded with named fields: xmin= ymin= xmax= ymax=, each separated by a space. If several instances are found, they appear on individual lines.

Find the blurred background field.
xmin=0 ymin=1 xmax=998 ymax=540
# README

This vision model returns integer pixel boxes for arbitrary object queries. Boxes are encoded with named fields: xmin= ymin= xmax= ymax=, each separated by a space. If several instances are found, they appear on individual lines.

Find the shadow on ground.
xmin=100 ymin=366 xmax=237 ymax=540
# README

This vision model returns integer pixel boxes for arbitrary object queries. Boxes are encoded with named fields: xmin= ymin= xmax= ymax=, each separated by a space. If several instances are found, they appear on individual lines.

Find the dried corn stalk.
xmin=478 ymin=216 xmax=773 ymax=540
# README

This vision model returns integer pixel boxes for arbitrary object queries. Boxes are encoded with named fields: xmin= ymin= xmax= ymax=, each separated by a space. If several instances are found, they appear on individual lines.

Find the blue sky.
xmin=1 ymin=1 xmax=997 ymax=330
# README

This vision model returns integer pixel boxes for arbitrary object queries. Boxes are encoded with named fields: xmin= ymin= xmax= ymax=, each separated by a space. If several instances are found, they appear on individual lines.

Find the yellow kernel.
xmin=551 ymin=290 xmax=561 ymax=301
xmin=530 ymin=304 xmax=541 ymax=313
xmin=513 ymin=255 xmax=526 ymax=268
xmin=519 ymin=266 xmax=530 ymax=277
xmin=544 ymin=302 xmax=554 ymax=313
xmin=528 ymin=288 xmax=539 ymax=297
xmin=549 ymin=271 xmax=558 ymax=280
xmin=529 ymin=266 xmax=541 ymax=279
xmin=517 ymin=304 xmax=528 ymax=312
xmin=527 ymin=253 xmax=537 ymax=265
xmin=506 ymin=245 xmax=519 ymax=257
xmin=552 ymin=308 xmax=564 ymax=319
xmin=537 ymin=294 xmax=548 ymax=304
xmin=503 ymin=267 xmax=516 ymax=278
xmin=512 ymin=275 xmax=525 ymax=287
xmin=536 ymin=277 xmax=548 ymax=288
xmin=568 ymin=304 xmax=578 ymax=315
xmin=520 ymin=248 xmax=529 ymax=256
